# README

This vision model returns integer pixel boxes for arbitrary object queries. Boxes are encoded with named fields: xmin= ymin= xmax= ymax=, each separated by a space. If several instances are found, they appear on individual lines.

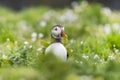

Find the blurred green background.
xmin=0 ymin=0 xmax=120 ymax=80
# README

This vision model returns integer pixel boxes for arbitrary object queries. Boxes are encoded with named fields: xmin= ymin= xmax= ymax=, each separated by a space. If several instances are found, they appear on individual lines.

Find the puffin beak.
xmin=61 ymin=29 xmax=67 ymax=38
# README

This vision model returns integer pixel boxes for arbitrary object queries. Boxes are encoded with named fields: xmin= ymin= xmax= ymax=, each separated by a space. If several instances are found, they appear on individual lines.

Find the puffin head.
xmin=51 ymin=25 xmax=67 ymax=41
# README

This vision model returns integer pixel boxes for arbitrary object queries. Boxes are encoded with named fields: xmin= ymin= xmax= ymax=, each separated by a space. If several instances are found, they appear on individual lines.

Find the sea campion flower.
xmin=6 ymin=38 xmax=10 ymax=42
xmin=104 ymin=24 xmax=111 ymax=34
xmin=2 ymin=54 xmax=7 ymax=59
xmin=24 ymin=41 xmax=29 ymax=45
xmin=93 ymin=54 xmax=99 ymax=59
xmin=114 ymin=48 xmax=119 ymax=53
xmin=75 ymin=60 xmax=79 ymax=63
xmin=18 ymin=21 xmax=28 ymax=31
xmin=38 ymin=33 xmax=44 ymax=39
xmin=31 ymin=32 xmax=37 ymax=42
xmin=29 ymin=45 xmax=33 ymax=49
xmin=112 ymin=23 xmax=120 ymax=31
xmin=70 ymin=39 xmax=75 ymax=44
xmin=39 ymin=20 xmax=47 ymax=27
xmin=58 ymin=10 xmax=78 ymax=23
xmin=71 ymin=1 xmax=78 ymax=8
xmin=82 ymin=54 xmax=89 ymax=59
xmin=80 ymin=75 xmax=90 ymax=80
xmin=108 ymin=54 xmax=115 ymax=60
xmin=102 ymin=7 xmax=112 ymax=16
xmin=43 ymin=10 xmax=55 ymax=20
xmin=80 ymin=41 xmax=84 ymax=45
xmin=37 ymin=47 xmax=43 ymax=52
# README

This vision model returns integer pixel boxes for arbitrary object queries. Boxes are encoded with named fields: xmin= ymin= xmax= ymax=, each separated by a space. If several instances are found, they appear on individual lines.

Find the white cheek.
xmin=52 ymin=31 xmax=58 ymax=36
xmin=52 ymin=29 xmax=61 ymax=36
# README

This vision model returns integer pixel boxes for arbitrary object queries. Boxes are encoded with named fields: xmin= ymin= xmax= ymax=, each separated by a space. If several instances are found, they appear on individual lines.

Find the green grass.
xmin=0 ymin=1 xmax=120 ymax=80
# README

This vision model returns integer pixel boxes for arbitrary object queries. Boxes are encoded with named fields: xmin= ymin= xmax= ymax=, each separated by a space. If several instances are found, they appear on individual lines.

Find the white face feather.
xmin=51 ymin=26 xmax=62 ymax=38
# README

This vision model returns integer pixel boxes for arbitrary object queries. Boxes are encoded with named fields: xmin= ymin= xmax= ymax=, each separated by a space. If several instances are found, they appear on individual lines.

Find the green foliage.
xmin=0 ymin=1 xmax=120 ymax=80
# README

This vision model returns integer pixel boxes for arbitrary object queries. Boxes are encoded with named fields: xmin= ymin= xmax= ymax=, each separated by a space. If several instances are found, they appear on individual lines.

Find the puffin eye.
xmin=54 ymin=28 xmax=57 ymax=31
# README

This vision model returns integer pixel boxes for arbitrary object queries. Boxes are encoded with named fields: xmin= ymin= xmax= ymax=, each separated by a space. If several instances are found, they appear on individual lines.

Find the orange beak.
xmin=61 ymin=29 xmax=67 ymax=38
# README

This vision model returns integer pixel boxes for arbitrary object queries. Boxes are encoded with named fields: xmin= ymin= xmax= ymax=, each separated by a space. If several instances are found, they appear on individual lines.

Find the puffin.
xmin=45 ymin=25 xmax=68 ymax=61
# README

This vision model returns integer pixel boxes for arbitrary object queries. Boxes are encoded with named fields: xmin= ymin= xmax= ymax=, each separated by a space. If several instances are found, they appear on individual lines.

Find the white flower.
xmin=113 ymin=44 xmax=116 ymax=48
xmin=31 ymin=32 xmax=37 ymax=42
xmin=38 ymin=33 xmax=44 ymax=38
xmin=75 ymin=60 xmax=79 ymax=63
xmin=80 ymin=75 xmax=90 ymax=80
xmin=0 ymin=76 xmax=3 ymax=80
xmin=37 ymin=47 xmax=43 ymax=52
xmin=100 ymin=59 xmax=104 ymax=63
xmin=102 ymin=7 xmax=112 ymax=16
xmin=18 ymin=21 xmax=28 ymax=31
xmin=58 ymin=10 xmax=78 ymax=23
xmin=80 ymin=41 xmax=84 ymax=45
xmin=6 ymin=45 xmax=11 ymax=50
xmin=104 ymin=24 xmax=111 ymax=34
xmin=43 ymin=10 xmax=55 ymax=20
xmin=23 ymin=46 xmax=27 ymax=49
xmin=93 ymin=54 xmax=99 ymax=59
xmin=40 ymin=20 xmax=47 ymax=27
xmin=71 ymin=1 xmax=78 ymax=8
xmin=108 ymin=54 xmax=115 ymax=60
xmin=14 ymin=41 xmax=18 ymax=45
xmin=70 ymin=39 xmax=75 ymax=43
xmin=6 ymin=38 xmax=10 ymax=42
xmin=82 ymin=54 xmax=89 ymax=59
xmin=112 ymin=23 xmax=120 ymax=30
xmin=80 ymin=61 xmax=83 ymax=64
xmin=2 ymin=54 xmax=7 ymax=59
xmin=29 ymin=45 xmax=33 ymax=49
xmin=114 ymin=48 xmax=119 ymax=53
xmin=24 ymin=41 xmax=29 ymax=45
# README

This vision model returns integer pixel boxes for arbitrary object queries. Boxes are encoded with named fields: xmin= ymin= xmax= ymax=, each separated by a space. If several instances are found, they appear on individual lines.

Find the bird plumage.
xmin=45 ymin=25 xmax=68 ymax=61
xmin=45 ymin=43 xmax=67 ymax=61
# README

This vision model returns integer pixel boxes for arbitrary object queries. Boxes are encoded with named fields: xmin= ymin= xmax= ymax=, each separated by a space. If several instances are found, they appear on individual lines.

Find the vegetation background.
xmin=0 ymin=0 xmax=120 ymax=80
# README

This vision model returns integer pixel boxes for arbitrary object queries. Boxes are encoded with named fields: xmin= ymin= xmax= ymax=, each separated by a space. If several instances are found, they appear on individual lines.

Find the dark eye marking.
xmin=55 ymin=28 xmax=57 ymax=31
